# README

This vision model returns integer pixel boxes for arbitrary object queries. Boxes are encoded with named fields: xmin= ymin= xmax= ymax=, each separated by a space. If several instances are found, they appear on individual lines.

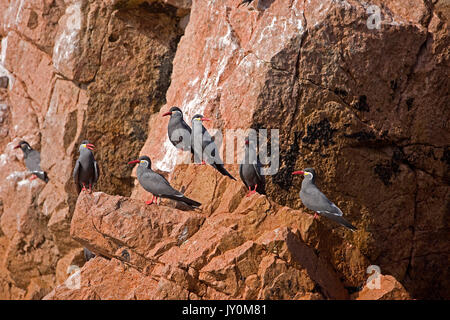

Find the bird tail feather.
xmin=181 ymin=196 xmax=201 ymax=208
xmin=213 ymin=164 xmax=236 ymax=180
xmin=33 ymin=171 xmax=49 ymax=183
xmin=335 ymin=216 xmax=357 ymax=231
xmin=167 ymin=194 xmax=201 ymax=208
xmin=323 ymin=213 xmax=357 ymax=232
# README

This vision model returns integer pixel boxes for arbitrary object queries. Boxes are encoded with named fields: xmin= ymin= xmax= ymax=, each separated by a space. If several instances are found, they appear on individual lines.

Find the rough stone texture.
xmin=138 ymin=0 xmax=449 ymax=299
xmin=354 ymin=274 xmax=411 ymax=300
xmin=0 ymin=0 xmax=448 ymax=300
xmin=46 ymin=192 xmax=354 ymax=299
xmin=0 ymin=0 xmax=184 ymax=298
xmin=82 ymin=2 xmax=183 ymax=196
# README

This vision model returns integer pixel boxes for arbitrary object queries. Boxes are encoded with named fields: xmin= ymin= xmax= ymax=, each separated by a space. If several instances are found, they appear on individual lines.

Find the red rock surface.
xmin=0 ymin=0 xmax=448 ymax=299
xmin=46 ymin=192 xmax=352 ymax=299
xmin=354 ymin=274 xmax=411 ymax=300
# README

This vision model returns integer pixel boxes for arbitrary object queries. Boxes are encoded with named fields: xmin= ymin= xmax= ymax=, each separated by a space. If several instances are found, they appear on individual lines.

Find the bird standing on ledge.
xmin=190 ymin=114 xmax=236 ymax=180
xmin=162 ymin=106 xmax=192 ymax=152
xmin=14 ymin=140 xmax=49 ymax=183
xmin=239 ymin=136 xmax=265 ymax=196
xmin=73 ymin=140 xmax=99 ymax=193
xmin=128 ymin=155 xmax=201 ymax=208
xmin=292 ymin=168 xmax=357 ymax=231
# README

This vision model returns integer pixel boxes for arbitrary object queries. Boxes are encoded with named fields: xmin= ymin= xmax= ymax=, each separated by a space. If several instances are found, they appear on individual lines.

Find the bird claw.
xmin=313 ymin=213 xmax=319 ymax=220
xmin=246 ymin=190 xmax=256 ymax=197
xmin=145 ymin=196 xmax=159 ymax=205
xmin=29 ymin=175 xmax=37 ymax=181
xmin=246 ymin=185 xmax=258 ymax=197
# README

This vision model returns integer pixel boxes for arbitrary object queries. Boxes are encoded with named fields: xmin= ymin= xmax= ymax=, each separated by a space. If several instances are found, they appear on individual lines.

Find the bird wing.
xmin=300 ymin=185 xmax=342 ymax=216
xmin=316 ymin=203 xmax=344 ymax=217
xmin=253 ymin=157 xmax=265 ymax=185
xmin=73 ymin=160 xmax=81 ymax=193
xmin=141 ymin=171 xmax=184 ymax=198
xmin=202 ymin=127 xmax=214 ymax=150
xmin=202 ymin=127 xmax=223 ymax=163
xmin=94 ymin=160 xmax=100 ymax=184
xmin=169 ymin=119 xmax=192 ymax=150
xmin=25 ymin=150 xmax=42 ymax=172
xmin=316 ymin=211 xmax=356 ymax=231
xmin=239 ymin=163 xmax=249 ymax=188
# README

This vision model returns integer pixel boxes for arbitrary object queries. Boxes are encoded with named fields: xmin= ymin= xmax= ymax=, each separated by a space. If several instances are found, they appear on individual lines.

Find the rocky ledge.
xmin=44 ymin=188 xmax=409 ymax=300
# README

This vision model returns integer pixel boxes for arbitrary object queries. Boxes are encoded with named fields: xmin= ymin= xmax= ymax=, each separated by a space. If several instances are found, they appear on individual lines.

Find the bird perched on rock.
xmin=73 ymin=140 xmax=99 ymax=193
xmin=238 ymin=0 xmax=254 ymax=8
xmin=190 ymin=114 xmax=236 ymax=180
xmin=128 ymin=155 xmax=201 ymax=208
xmin=162 ymin=106 xmax=192 ymax=152
xmin=239 ymin=136 xmax=265 ymax=196
xmin=292 ymin=168 xmax=357 ymax=231
xmin=14 ymin=140 xmax=49 ymax=183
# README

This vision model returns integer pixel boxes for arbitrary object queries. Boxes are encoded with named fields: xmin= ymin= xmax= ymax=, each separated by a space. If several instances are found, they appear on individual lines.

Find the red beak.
xmin=292 ymin=170 xmax=304 ymax=175
xmin=86 ymin=144 xmax=95 ymax=150
xmin=14 ymin=145 xmax=21 ymax=149
xmin=201 ymin=117 xmax=211 ymax=121
xmin=128 ymin=160 xmax=140 ymax=165
xmin=162 ymin=111 xmax=172 ymax=117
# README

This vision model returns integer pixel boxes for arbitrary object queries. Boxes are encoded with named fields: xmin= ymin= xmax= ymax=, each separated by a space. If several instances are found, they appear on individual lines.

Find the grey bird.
xmin=238 ymin=0 xmax=254 ymax=8
xmin=83 ymin=248 xmax=95 ymax=262
xmin=239 ymin=136 xmax=265 ymax=196
xmin=162 ymin=106 xmax=192 ymax=152
xmin=292 ymin=168 xmax=357 ymax=231
xmin=14 ymin=140 xmax=49 ymax=183
xmin=128 ymin=155 xmax=201 ymax=208
xmin=73 ymin=140 xmax=99 ymax=193
xmin=190 ymin=114 xmax=236 ymax=180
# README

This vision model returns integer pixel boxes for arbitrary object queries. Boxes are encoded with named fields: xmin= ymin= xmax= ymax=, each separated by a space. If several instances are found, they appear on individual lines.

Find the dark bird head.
xmin=14 ymin=140 xmax=32 ymax=153
xmin=162 ymin=106 xmax=183 ymax=118
xmin=191 ymin=114 xmax=211 ymax=123
xmin=292 ymin=167 xmax=316 ymax=183
xmin=128 ymin=155 xmax=151 ymax=168
xmin=244 ymin=135 xmax=258 ymax=147
xmin=79 ymin=140 xmax=95 ymax=151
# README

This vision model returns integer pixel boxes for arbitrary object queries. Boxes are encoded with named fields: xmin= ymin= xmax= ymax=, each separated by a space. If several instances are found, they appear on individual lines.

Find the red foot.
xmin=29 ymin=175 xmax=37 ymax=181
xmin=313 ymin=213 xmax=319 ymax=220
xmin=81 ymin=183 xmax=87 ymax=192
xmin=145 ymin=195 xmax=159 ymax=205
xmin=246 ymin=185 xmax=258 ymax=197
xmin=88 ymin=183 xmax=93 ymax=194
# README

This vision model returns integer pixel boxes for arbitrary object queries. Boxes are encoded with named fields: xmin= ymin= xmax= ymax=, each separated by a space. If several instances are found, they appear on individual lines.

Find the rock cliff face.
xmin=0 ymin=0 xmax=448 ymax=299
